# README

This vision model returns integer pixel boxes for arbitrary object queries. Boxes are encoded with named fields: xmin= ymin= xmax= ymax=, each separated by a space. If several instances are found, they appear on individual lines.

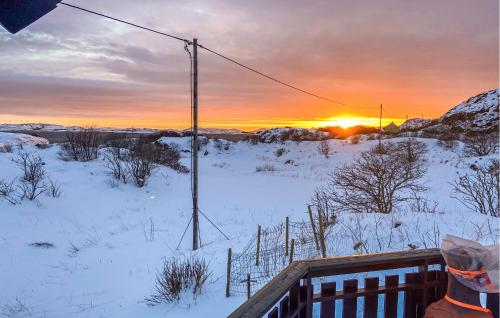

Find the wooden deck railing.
xmin=228 ymin=248 xmax=500 ymax=318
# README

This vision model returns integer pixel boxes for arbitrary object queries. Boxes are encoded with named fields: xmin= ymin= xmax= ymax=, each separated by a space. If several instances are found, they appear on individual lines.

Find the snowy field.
xmin=0 ymin=133 xmax=498 ymax=318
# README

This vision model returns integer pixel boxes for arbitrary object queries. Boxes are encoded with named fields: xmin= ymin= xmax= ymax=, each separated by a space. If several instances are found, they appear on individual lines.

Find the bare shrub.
xmin=0 ymin=144 xmax=13 ymax=153
xmin=463 ymin=133 xmax=499 ymax=157
xmin=47 ymin=178 xmax=62 ymax=198
xmin=0 ymin=179 xmax=18 ymax=204
xmin=350 ymin=135 xmax=361 ymax=144
xmin=317 ymin=140 xmax=330 ymax=158
xmin=213 ymin=138 xmax=231 ymax=152
xmin=310 ymin=189 xmax=336 ymax=221
xmin=132 ymin=138 xmax=188 ymax=173
xmin=1 ymin=298 xmax=31 ymax=318
xmin=58 ymin=126 xmax=102 ymax=161
xmin=409 ymin=194 xmax=439 ymax=213
xmin=13 ymin=153 xmax=47 ymax=200
xmin=146 ymin=256 xmax=211 ymax=305
xmin=275 ymin=147 xmax=286 ymax=157
xmin=124 ymin=143 xmax=158 ymax=187
xmin=452 ymin=160 xmax=499 ymax=217
xmin=103 ymin=147 xmax=128 ymax=183
xmin=255 ymin=164 xmax=277 ymax=172
xmin=437 ymin=132 xmax=458 ymax=150
xmin=317 ymin=142 xmax=427 ymax=213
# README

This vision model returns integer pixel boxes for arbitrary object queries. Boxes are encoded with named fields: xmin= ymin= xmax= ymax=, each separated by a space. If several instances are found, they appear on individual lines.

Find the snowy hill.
xmin=0 ymin=132 xmax=48 ymax=149
xmin=439 ymin=88 xmax=499 ymax=132
xmin=400 ymin=89 xmax=499 ymax=134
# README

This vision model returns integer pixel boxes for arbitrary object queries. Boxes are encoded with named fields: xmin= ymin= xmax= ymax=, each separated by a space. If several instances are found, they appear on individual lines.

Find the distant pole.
xmin=192 ymin=38 xmax=199 ymax=250
xmin=379 ymin=103 xmax=383 ymax=148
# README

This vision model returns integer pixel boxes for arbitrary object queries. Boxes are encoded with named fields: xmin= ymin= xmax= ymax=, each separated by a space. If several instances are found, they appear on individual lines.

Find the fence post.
xmin=308 ymin=205 xmax=320 ymax=251
xmin=256 ymin=225 xmax=261 ymax=266
xmin=289 ymin=239 xmax=295 ymax=264
xmin=246 ymin=273 xmax=251 ymax=300
xmin=318 ymin=207 xmax=327 ymax=258
xmin=226 ymin=248 xmax=232 ymax=297
xmin=285 ymin=216 xmax=289 ymax=256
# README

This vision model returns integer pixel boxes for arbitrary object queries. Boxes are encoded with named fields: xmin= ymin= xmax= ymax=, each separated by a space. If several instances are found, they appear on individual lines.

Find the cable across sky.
xmin=59 ymin=1 xmax=376 ymax=111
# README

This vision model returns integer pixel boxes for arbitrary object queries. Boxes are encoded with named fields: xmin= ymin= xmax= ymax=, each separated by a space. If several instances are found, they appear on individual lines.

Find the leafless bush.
xmin=0 ymin=179 xmax=18 ymax=204
xmin=132 ymin=138 xmax=188 ymax=173
xmin=146 ymin=256 xmax=211 ymax=305
xmin=452 ymin=160 xmax=499 ymax=217
xmin=316 ymin=142 xmax=427 ymax=213
xmin=463 ymin=133 xmax=499 ymax=157
xmin=409 ymin=194 xmax=439 ymax=213
xmin=47 ymin=178 xmax=62 ymax=198
xmin=255 ymin=164 xmax=277 ymax=172
xmin=103 ymin=147 xmax=128 ymax=183
xmin=213 ymin=138 xmax=231 ymax=152
xmin=350 ymin=135 xmax=361 ymax=145
xmin=317 ymin=140 xmax=330 ymax=158
xmin=58 ymin=126 xmax=102 ymax=161
xmin=437 ymin=132 xmax=459 ymax=150
xmin=124 ymin=150 xmax=157 ymax=187
xmin=1 ymin=298 xmax=31 ymax=318
xmin=275 ymin=147 xmax=286 ymax=157
xmin=0 ymin=144 xmax=13 ymax=153
xmin=13 ymin=153 xmax=48 ymax=200
xmin=310 ymin=188 xmax=336 ymax=221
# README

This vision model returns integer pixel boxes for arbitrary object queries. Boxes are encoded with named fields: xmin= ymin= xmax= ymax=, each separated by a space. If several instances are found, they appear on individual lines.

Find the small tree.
xmin=463 ymin=133 xmax=498 ymax=157
xmin=317 ymin=142 xmax=427 ymax=214
xmin=452 ymin=160 xmax=499 ymax=217
xmin=317 ymin=140 xmax=330 ymax=158
xmin=393 ymin=138 xmax=428 ymax=164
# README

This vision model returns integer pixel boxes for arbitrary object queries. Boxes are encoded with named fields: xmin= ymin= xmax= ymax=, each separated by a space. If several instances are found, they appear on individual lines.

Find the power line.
xmin=59 ymin=2 xmax=190 ymax=43
xmin=198 ymin=44 xmax=355 ymax=107
xmin=60 ymin=2 xmax=376 ymax=111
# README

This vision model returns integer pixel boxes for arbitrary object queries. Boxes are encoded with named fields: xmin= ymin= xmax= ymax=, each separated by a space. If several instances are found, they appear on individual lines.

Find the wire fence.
xmin=229 ymin=219 xmax=323 ymax=296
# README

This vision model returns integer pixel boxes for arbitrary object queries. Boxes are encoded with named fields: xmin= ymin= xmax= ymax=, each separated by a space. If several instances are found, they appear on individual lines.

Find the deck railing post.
xmin=306 ymin=274 xmax=313 ymax=318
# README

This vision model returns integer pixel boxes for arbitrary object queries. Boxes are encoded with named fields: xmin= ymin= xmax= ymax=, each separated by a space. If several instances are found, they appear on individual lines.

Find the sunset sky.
xmin=0 ymin=0 xmax=498 ymax=131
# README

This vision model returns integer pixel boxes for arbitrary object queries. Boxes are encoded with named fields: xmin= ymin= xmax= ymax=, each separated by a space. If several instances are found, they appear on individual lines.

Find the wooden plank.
xmin=228 ymin=262 xmax=308 ymax=318
xmin=363 ymin=277 xmax=379 ymax=318
xmin=342 ymin=279 xmax=358 ymax=318
xmin=426 ymin=270 xmax=438 ymax=305
xmin=320 ymin=282 xmax=336 ymax=318
xmin=228 ymin=249 xmax=443 ymax=318
xmin=280 ymin=296 xmax=290 ymax=318
xmin=306 ymin=249 xmax=442 ymax=277
xmin=404 ymin=273 xmax=420 ymax=318
xmin=299 ymin=285 xmax=308 ymax=318
xmin=289 ymin=281 xmax=300 ymax=314
xmin=384 ymin=275 xmax=399 ymax=318
xmin=268 ymin=307 xmax=278 ymax=318
xmin=312 ymin=280 xmax=442 ymax=301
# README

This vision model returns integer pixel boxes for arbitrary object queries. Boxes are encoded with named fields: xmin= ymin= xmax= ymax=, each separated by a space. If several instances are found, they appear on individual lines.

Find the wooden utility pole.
xmin=192 ymin=38 xmax=199 ymax=250
xmin=378 ymin=103 xmax=383 ymax=148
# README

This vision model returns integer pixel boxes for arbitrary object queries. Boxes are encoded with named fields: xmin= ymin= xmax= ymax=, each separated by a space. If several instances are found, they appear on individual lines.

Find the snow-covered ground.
xmin=0 ymin=133 xmax=498 ymax=318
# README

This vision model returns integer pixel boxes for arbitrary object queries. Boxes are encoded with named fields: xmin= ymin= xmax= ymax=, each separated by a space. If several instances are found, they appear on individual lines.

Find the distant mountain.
xmin=0 ymin=123 xmax=244 ymax=135
xmin=401 ymin=89 xmax=499 ymax=134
